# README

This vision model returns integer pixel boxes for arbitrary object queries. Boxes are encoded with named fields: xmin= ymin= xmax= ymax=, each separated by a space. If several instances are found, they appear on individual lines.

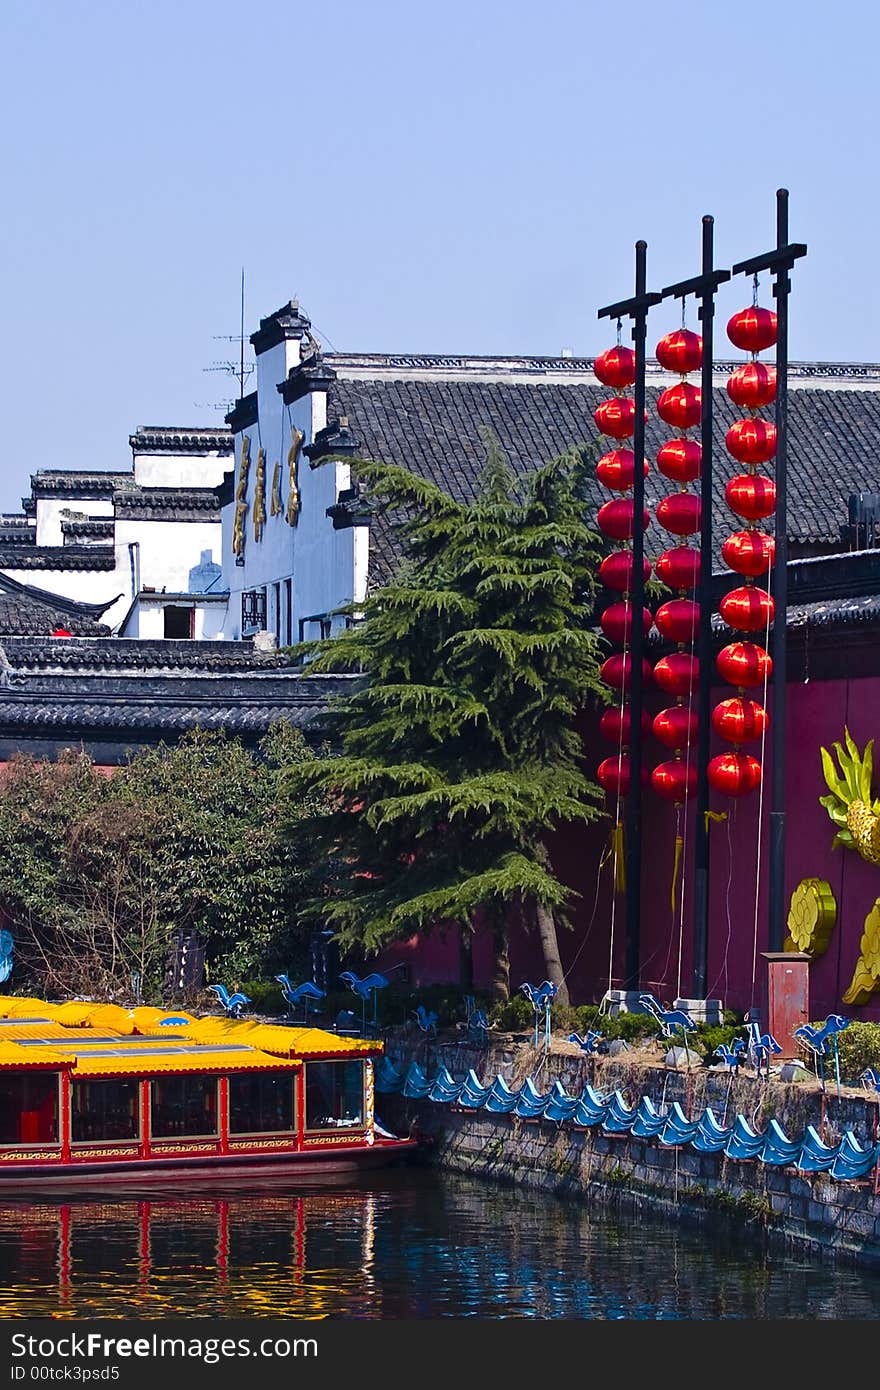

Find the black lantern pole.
xmin=659 ymin=216 xmax=730 ymax=997
xmin=598 ymin=243 xmax=661 ymax=988
xmin=730 ymin=189 xmax=806 ymax=952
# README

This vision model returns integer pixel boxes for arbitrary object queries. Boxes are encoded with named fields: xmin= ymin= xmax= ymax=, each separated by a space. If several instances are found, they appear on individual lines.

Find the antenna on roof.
xmin=202 ymin=268 xmax=255 ymax=408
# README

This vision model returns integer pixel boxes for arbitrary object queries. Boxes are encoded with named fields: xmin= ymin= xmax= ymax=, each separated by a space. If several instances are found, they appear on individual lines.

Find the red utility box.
xmin=762 ymin=951 xmax=811 ymax=1059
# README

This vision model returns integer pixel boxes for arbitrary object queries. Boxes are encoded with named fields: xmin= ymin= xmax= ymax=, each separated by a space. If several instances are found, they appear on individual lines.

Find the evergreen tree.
xmin=283 ymin=434 xmax=605 ymax=1003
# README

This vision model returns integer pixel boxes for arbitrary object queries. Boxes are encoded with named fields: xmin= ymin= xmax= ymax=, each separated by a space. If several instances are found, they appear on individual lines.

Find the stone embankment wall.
xmin=382 ymin=1037 xmax=880 ymax=1269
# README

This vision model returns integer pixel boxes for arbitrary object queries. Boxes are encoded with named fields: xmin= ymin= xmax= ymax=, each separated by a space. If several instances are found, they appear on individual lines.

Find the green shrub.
xmin=691 ymin=1022 xmax=746 ymax=1061
xmin=822 ymin=1021 xmax=880 ymax=1084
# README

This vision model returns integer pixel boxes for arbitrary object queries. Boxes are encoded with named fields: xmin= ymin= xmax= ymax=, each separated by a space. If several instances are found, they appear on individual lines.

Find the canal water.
xmin=0 ymin=1169 xmax=877 ymax=1319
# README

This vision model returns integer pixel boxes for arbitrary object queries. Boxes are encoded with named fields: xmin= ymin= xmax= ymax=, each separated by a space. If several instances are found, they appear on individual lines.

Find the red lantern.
xmin=596 ymin=448 xmax=648 ymax=492
xmin=597 ymin=753 xmax=648 ymax=796
xmin=725 ymin=473 xmax=777 ymax=521
xmin=653 ymin=705 xmax=698 ymax=750
xmin=656 ymin=492 xmax=700 ymax=536
xmin=654 ymin=597 xmax=699 ymax=645
xmin=656 ymin=381 xmax=701 ymax=430
xmin=726 ymin=362 xmax=777 ymax=409
xmin=656 ymin=437 xmax=701 ymax=483
xmin=655 ymin=329 xmax=703 ymax=375
xmin=594 ymin=397 xmax=637 ymax=439
xmin=594 ymin=346 xmax=636 ymax=390
xmin=721 ymin=530 xmax=775 ymax=577
xmin=600 ymin=601 xmax=653 ymax=644
xmin=597 ymin=498 xmax=650 ymax=541
xmin=599 ymin=705 xmax=651 ymax=745
xmin=600 ymin=653 xmax=654 ymax=692
xmin=725 ymin=417 xmax=777 ymax=466
xmin=727 ymin=306 xmax=778 ymax=354
xmin=707 ymin=751 xmax=762 ymax=797
xmin=653 ymin=651 xmax=699 ymax=696
xmin=711 ymin=696 xmax=768 ymax=745
xmin=719 ymin=586 xmax=774 ymax=633
xmin=652 ymin=759 xmax=698 ymax=803
xmin=717 ymin=641 xmax=772 ymax=689
xmin=598 ymin=551 xmax=652 ymax=593
xmin=656 ymin=545 xmax=700 ymax=591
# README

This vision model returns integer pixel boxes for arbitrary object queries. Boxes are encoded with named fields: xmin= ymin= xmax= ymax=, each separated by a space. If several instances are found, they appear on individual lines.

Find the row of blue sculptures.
xmin=374 ymin=1056 xmax=880 ymax=1183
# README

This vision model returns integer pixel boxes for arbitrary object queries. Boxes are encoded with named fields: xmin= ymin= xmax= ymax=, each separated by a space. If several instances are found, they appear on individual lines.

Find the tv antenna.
xmin=202 ymin=268 xmax=255 ymax=405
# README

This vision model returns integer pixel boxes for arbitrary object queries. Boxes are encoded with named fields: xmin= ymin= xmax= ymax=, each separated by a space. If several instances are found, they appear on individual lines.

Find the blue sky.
xmin=1 ymin=0 xmax=874 ymax=506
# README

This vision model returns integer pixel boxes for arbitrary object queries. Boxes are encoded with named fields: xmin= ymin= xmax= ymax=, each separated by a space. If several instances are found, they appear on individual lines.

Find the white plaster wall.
xmin=292 ymin=454 xmax=356 ymax=639
xmin=35 ymin=496 xmax=115 ymax=546
xmin=122 ymin=598 xmax=228 ymax=641
xmin=133 ymin=451 xmax=230 ymax=489
xmin=0 ymin=563 xmax=130 ymax=631
xmin=114 ymin=518 xmax=223 ymax=596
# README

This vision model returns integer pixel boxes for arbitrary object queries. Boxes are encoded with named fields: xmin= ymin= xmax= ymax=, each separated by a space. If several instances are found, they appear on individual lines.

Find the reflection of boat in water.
xmin=0 ymin=997 xmax=419 ymax=1190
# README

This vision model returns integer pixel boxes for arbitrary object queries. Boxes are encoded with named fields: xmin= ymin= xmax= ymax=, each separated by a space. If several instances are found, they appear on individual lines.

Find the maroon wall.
xmin=380 ymin=670 xmax=880 ymax=1023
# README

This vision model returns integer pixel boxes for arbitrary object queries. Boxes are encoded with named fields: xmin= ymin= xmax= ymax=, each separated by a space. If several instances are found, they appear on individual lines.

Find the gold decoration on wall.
xmin=287 ymin=426 xmax=304 ymax=525
xmin=843 ymin=898 xmax=880 ymax=1005
xmin=253 ymin=447 xmax=267 ymax=541
xmin=232 ymin=434 xmax=251 ymax=558
xmin=819 ymin=729 xmax=880 ymax=864
xmin=785 ymin=878 xmax=837 ymax=957
xmin=270 ymin=460 xmax=283 ymax=516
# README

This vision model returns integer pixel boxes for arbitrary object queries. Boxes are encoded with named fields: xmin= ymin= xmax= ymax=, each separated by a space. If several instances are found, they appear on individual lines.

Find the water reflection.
xmin=0 ymin=1171 xmax=877 ymax=1319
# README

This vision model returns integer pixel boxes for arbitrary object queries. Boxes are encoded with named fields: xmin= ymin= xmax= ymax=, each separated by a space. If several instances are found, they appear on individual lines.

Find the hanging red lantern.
xmin=600 ymin=653 xmax=654 ymax=692
xmin=652 ymin=759 xmax=698 ymax=803
xmin=726 ymin=362 xmax=777 ymax=409
xmin=725 ymin=417 xmax=777 ymax=466
xmin=599 ymin=705 xmax=651 ymax=745
xmin=594 ymin=397 xmax=638 ymax=439
xmin=654 ymin=597 xmax=699 ymax=644
xmin=597 ymin=498 xmax=650 ymax=541
xmin=721 ymin=530 xmax=775 ymax=577
xmin=717 ymin=641 xmax=772 ymax=689
xmin=596 ymin=448 xmax=648 ymax=491
xmin=653 ymin=651 xmax=699 ymax=696
xmin=655 ymin=329 xmax=703 ymax=375
xmin=598 ymin=551 xmax=652 ymax=593
xmin=719 ymin=586 xmax=774 ymax=633
xmin=725 ymin=473 xmax=777 ymax=521
xmin=653 ymin=705 xmax=698 ymax=750
xmin=597 ymin=753 xmax=648 ymax=796
xmin=711 ymin=696 xmax=768 ymax=744
xmin=707 ymin=751 xmax=762 ymax=797
xmin=600 ymin=601 xmax=653 ymax=644
xmin=727 ymin=306 xmax=778 ymax=354
xmin=656 ymin=381 xmax=701 ymax=430
xmin=656 ymin=493 xmax=700 ymax=536
xmin=594 ymin=346 xmax=636 ymax=390
xmin=656 ymin=438 xmax=701 ymax=483
xmin=655 ymin=546 xmax=700 ymax=591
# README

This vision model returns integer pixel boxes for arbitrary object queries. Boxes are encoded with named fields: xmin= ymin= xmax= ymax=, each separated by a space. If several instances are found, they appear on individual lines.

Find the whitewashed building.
xmin=0 ymin=427 xmax=231 ymax=636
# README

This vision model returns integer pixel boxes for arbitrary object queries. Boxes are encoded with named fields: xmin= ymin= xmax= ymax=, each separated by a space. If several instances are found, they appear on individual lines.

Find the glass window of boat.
xmin=228 ymin=1073 xmax=295 ymax=1135
xmin=150 ymin=1076 xmax=218 ymax=1139
xmin=305 ymin=1061 xmax=364 ymax=1130
xmin=0 ymin=1071 xmax=59 ymax=1145
xmin=72 ymin=1079 xmax=140 ymax=1144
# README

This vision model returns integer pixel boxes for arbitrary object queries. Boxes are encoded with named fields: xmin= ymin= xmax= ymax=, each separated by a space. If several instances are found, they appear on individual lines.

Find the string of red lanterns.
xmin=709 ymin=298 xmax=778 ymax=797
xmin=651 ymin=326 xmax=703 ymax=806
xmin=594 ymin=342 xmax=651 ymax=796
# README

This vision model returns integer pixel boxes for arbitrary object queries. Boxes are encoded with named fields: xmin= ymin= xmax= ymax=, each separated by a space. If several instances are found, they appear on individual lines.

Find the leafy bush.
xmin=822 ymin=1021 xmax=880 ymax=1083
xmin=690 ymin=1023 xmax=746 ymax=1061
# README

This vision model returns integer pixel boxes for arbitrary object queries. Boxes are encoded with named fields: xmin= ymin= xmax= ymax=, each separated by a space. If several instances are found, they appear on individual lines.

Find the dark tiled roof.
xmin=0 ymin=637 xmax=292 ymax=673
xmin=130 ymin=427 xmax=233 ymax=455
xmin=0 ymin=547 xmax=116 ymax=572
xmin=113 ymin=487 xmax=221 ymax=521
xmin=0 ymin=596 xmax=109 ymax=637
xmin=328 ymin=376 xmax=880 ymax=577
xmin=31 ymin=472 xmax=133 ymax=497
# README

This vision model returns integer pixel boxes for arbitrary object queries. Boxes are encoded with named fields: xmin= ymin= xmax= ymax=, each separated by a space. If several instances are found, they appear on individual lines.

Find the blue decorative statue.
xmin=794 ymin=1014 xmax=849 ymax=1095
xmin=414 ymin=1005 xmax=438 ymax=1036
xmin=275 ymin=975 xmax=324 ymax=1022
xmin=520 ymin=980 xmax=557 ymax=1050
xmin=207 ymin=984 xmax=251 ymax=1018
xmin=0 ymin=931 xmax=12 ymax=987
xmin=339 ymin=971 xmax=390 ymax=1030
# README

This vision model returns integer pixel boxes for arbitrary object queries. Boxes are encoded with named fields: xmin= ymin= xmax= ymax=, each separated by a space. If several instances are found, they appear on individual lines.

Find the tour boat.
xmin=0 ymin=996 xmax=419 ymax=1189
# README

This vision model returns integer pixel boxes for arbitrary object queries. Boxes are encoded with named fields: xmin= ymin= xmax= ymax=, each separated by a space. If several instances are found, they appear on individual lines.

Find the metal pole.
xmin=692 ymin=216 xmax=716 ymax=997
xmin=768 ymin=188 xmax=790 ymax=951
xmin=626 ymin=241 xmax=648 ymax=990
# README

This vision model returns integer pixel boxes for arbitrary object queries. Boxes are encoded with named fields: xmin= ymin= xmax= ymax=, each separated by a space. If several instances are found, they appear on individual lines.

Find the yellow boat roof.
xmin=0 ymin=995 xmax=380 ymax=1072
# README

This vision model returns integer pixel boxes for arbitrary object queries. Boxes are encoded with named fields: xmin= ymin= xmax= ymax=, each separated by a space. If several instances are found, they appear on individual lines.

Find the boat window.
xmin=72 ymin=1079 xmax=140 ymax=1143
xmin=0 ymin=1072 xmax=59 ymax=1145
xmin=228 ymin=1073 xmax=295 ymax=1135
xmin=150 ymin=1075 xmax=218 ymax=1139
xmin=305 ymin=1061 xmax=364 ymax=1131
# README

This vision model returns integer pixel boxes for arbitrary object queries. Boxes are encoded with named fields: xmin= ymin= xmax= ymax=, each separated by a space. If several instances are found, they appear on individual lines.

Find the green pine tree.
xmin=282 ymin=432 xmax=606 ymax=1003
